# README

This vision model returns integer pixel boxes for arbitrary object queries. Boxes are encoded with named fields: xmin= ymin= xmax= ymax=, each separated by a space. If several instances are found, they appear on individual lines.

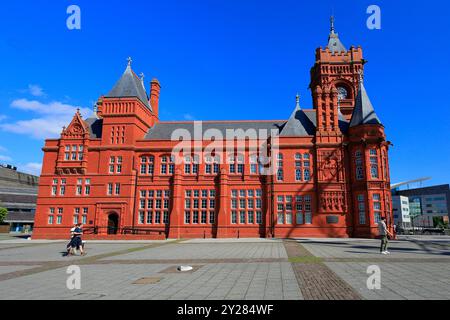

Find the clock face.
xmin=337 ymin=87 xmax=348 ymax=100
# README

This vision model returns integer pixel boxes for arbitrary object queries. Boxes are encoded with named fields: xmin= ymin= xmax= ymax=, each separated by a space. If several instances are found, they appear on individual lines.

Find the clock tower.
xmin=310 ymin=16 xmax=367 ymax=121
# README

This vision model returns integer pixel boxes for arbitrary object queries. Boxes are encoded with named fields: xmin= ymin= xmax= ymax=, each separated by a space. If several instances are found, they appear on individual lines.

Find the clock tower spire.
xmin=310 ymin=17 xmax=367 ymax=121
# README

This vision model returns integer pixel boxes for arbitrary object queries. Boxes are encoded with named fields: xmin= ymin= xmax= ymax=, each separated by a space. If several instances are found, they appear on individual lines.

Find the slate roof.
xmin=145 ymin=121 xmax=287 ymax=140
xmin=349 ymin=80 xmax=382 ymax=127
xmin=84 ymin=117 xmax=103 ymax=139
xmin=144 ymin=109 xmax=349 ymax=140
xmin=280 ymin=100 xmax=316 ymax=136
xmin=106 ymin=64 xmax=152 ymax=111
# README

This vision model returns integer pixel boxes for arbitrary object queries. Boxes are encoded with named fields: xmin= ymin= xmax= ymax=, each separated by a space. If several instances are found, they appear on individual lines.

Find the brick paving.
xmin=284 ymin=240 xmax=362 ymax=300
xmin=0 ymin=239 xmax=302 ymax=300
xmin=0 ymin=237 xmax=448 ymax=300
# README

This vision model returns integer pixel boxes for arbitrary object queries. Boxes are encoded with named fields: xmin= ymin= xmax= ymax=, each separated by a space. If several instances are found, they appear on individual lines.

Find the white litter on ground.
xmin=177 ymin=266 xmax=193 ymax=272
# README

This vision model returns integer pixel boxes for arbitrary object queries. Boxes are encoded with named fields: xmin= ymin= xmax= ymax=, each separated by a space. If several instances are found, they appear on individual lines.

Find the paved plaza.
xmin=0 ymin=235 xmax=449 ymax=300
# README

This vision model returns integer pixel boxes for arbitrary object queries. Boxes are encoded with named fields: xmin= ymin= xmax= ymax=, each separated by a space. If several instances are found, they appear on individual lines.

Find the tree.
xmin=0 ymin=207 xmax=7 ymax=224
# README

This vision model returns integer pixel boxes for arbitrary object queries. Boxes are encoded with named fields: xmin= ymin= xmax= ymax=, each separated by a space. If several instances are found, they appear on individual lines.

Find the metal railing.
xmin=81 ymin=226 xmax=166 ymax=237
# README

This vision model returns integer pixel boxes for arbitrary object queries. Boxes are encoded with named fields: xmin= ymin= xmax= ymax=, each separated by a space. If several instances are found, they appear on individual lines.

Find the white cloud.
xmin=20 ymin=162 xmax=42 ymax=176
xmin=183 ymin=114 xmax=195 ymax=120
xmin=28 ymin=84 xmax=45 ymax=97
xmin=0 ymin=99 xmax=91 ymax=140
xmin=0 ymin=155 xmax=12 ymax=162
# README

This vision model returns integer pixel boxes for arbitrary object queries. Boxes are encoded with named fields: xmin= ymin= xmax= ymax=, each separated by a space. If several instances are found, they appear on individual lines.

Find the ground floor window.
xmin=138 ymin=189 xmax=171 ymax=225
xmin=305 ymin=212 xmax=312 ymax=224
xmin=373 ymin=193 xmax=382 ymax=224
xmin=231 ymin=211 xmax=237 ymax=224
xmin=278 ymin=194 xmax=313 ymax=225
xmin=358 ymin=194 xmax=366 ymax=225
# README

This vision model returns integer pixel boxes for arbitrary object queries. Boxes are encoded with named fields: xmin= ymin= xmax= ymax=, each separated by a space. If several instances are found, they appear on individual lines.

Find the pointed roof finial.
xmin=330 ymin=15 xmax=335 ymax=33
xmin=127 ymin=57 xmax=132 ymax=67
xmin=296 ymin=93 xmax=300 ymax=109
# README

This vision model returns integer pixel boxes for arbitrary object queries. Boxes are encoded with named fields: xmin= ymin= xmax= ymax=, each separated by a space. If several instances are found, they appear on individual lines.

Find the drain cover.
xmin=133 ymin=277 xmax=162 ymax=285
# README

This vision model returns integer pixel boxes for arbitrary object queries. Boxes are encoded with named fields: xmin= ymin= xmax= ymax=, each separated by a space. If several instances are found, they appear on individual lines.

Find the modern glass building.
xmin=393 ymin=185 xmax=450 ymax=228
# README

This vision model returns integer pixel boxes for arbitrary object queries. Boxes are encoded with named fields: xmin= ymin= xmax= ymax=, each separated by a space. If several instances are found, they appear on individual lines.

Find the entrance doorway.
xmin=107 ymin=213 xmax=119 ymax=235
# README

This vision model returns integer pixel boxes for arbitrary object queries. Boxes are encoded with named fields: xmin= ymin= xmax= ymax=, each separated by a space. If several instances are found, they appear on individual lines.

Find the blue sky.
xmin=0 ymin=0 xmax=449 ymax=187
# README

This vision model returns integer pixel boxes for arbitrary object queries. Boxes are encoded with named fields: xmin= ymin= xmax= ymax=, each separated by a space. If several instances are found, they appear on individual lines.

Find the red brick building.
xmin=33 ymin=20 xmax=393 ymax=240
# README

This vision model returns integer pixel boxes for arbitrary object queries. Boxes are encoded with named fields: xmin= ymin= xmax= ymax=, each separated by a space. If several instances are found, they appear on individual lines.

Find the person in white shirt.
xmin=378 ymin=217 xmax=393 ymax=255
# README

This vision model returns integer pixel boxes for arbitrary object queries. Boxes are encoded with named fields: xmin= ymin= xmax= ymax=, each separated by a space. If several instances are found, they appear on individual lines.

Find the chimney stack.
xmin=150 ymin=79 xmax=161 ymax=118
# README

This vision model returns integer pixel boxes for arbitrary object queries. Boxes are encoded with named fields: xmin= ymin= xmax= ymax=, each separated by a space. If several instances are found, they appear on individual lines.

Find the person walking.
xmin=379 ymin=216 xmax=393 ymax=255
xmin=67 ymin=223 xmax=86 ymax=256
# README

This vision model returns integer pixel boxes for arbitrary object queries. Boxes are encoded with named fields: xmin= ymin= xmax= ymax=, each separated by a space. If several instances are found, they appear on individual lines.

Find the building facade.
xmin=0 ymin=165 xmax=39 ymax=233
xmin=393 ymin=185 xmax=450 ymax=228
xmin=392 ymin=196 xmax=411 ymax=229
xmin=33 ymin=21 xmax=394 ymax=240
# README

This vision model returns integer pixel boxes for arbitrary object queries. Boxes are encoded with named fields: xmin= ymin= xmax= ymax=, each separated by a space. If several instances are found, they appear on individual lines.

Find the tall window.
xmin=213 ymin=155 xmax=220 ymax=174
xmin=184 ymin=189 xmax=215 ymax=224
xmin=230 ymin=189 xmax=262 ymax=225
xmin=139 ymin=189 xmax=171 ymax=225
xmin=109 ymin=156 xmax=123 ymax=174
xmin=183 ymin=155 xmax=199 ymax=175
xmin=373 ymin=193 xmax=382 ymax=224
xmin=295 ymin=195 xmax=310 ymax=225
xmin=229 ymin=154 xmax=244 ymax=175
xmin=237 ymin=154 xmax=245 ymax=174
xmin=358 ymin=194 xmax=366 ymax=225
xmin=250 ymin=154 xmax=258 ymax=175
xmin=355 ymin=150 xmax=364 ymax=180
xmin=51 ymin=180 xmax=57 ymax=196
xmin=140 ymin=155 xmax=154 ymax=175
xmin=277 ymin=153 xmax=284 ymax=181
xmin=59 ymin=185 xmax=66 ymax=196
xmin=294 ymin=153 xmax=312 ymax=182
xmin=107 ymin=183 xmax=113 ymax=196
xmin=229 ymin=155 xmax=235 ymax=174
xmin=160 ymin=155 xmax=174 ymax=175
xmin=370 ymin=149 xmax=379 ymax=179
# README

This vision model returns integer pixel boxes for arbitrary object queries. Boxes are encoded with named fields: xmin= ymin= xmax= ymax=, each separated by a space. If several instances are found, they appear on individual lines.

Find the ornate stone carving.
xmin=320 ymin=191 xmax=345 ymax=212
xmin=317 ymin=150 xmax=343 ymax=182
